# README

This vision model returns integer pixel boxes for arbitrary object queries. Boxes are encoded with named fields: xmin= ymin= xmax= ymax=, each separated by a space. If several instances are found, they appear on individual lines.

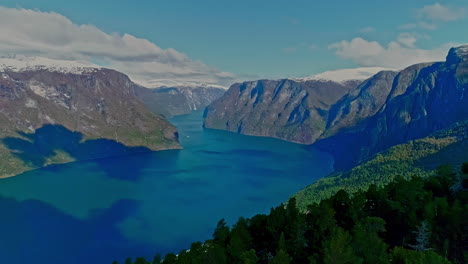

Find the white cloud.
xmin=397 ymin=33 xmax=417 ymax=48
xmin=417 ymin=3 xmax=466 ymax=22
xmin=0 ymin=7 xmax=236 ymax=87
xmin=329 ymin=35 xmax=455 ymax=69
xmin=401 ymin=3 xmax=466 ymax=30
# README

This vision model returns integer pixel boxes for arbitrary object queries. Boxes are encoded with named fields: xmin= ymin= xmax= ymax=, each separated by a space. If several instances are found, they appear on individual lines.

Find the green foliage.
xmin=271 ymin=250 xmax=292 ymax=264
xmin=117 ymin=163 xmax=467 ymax=264
xmin=241 ymin=249 xmax=258 ymax=264
xmin=391 ymin=247 xmax=451 ymax=264
xmin=294 ymin=121 xmax=468 ymax=210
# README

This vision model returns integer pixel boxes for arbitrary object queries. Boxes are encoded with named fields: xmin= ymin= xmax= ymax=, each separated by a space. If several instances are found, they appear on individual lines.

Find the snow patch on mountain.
xmin=0 ymin=55 xmax=100 ymax=74
xmin=298 ymin=67 xmax=395 ymax=83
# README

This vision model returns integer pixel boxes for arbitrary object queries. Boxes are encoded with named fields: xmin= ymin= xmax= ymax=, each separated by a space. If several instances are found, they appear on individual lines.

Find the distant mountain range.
xmin=204 ymin=45 xmax=468 ymax=170
xmin=296 ymin=67 xmax=393 ymax=82
xmin=135 ymin=85 xmax=225 ymax=118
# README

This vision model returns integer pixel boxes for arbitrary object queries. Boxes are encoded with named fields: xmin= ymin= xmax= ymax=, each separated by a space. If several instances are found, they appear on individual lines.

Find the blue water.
xmin=0 ymin=111 xmax=333 ymax=264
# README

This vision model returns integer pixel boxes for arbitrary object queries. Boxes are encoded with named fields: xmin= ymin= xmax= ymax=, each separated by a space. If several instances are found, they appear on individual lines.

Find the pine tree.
xmin=241 ymin=249 xmax=258 ymax=264
xmin=270 ymin=232 xmax=292 ymax=264
xmin=323 ymin=228 xmax=362 ymax=264
xmin=152 ymin=254 xmax=162 ymax=264
xmin=410 ymin=221 xmax=432 ymax=251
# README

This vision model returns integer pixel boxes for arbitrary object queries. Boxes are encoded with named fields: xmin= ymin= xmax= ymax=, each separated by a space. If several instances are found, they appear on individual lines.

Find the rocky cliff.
xmin=204 ymin=45 xmax=468 ymax=169
xmin=203 ymin=79 xmax=361 ymax=143
xmin=317 ymin=46 xmax=468 ymax=169
xmin=0 ymin=64 xmax=180 ymax=178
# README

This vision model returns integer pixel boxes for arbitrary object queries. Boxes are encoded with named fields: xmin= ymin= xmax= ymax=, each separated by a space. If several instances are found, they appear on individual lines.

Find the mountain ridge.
xmin=204 ymin=45 xmax=468 ymax=169
xmin=0 ymin=66 xmax=180 ymax=178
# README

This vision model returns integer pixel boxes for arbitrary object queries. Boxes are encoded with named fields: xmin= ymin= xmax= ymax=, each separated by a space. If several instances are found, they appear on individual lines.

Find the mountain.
xmin=297 ymin=67 xmax=393 ymax=82
xmin=203 ymin=79 xmax=361 ymax=144
xmin=295 ymin=120 xmax=468 ymax=210
xmin=135 ymin=85 xmax=225 ymax=118
xmin=204 ymin=45 xmax=468 ymax=169
xmin=317 ymin=45 xmax=468 ymax=169
xmin=0 ymin=57 xmax=180 ymax=178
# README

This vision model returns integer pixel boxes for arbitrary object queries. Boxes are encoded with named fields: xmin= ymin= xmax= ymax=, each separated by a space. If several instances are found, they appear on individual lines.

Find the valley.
xmin=0 ymin=4 xmax=467 ymax=263
xmin=0 ymin=111 xmax=334 ymax=264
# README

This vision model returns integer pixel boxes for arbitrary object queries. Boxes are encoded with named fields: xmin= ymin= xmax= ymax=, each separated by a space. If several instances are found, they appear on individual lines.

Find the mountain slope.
xmin=204 ymin=45 xmax=468 ymax=170
xmin=294 ymin=121 xmax=468 ymax=210
xmin=0 ymin=65 xmax=180 ymax=178
xmin=117 ymin=164 xmax=467 ymax=264
xmin=135 ymin=86 xmax=225 ymax=118
xmin=203 ymin=79 xmax=361 ymax=144
xmin=317 ymin=46 xmax=468 ymax=169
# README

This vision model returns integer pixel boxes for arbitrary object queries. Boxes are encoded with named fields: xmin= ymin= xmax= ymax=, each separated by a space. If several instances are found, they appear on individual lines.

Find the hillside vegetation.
xmin=294 ymin=121 xmax=468 ymax=210
xmin=115 ymin=163 xmax=468 ymax=264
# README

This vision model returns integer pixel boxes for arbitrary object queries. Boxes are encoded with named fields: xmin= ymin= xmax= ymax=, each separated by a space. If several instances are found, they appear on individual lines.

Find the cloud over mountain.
xmin=329 ymin=34 xmax=456 ymax=69
xmin=0 ymin=7 xmax=236 ymax=87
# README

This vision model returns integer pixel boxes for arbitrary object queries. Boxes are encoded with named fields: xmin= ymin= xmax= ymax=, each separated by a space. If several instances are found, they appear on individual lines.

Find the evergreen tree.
xmin=270 ymin=250 xmax=292 ymax=264
xmin=134 ymin=257 xmax=149 ymax=264
xmin=228 ymin=217 xmax=252 ymax=263
xmin=323 ymin=227 xmax=362 ymax=264
xmin=391 ymin=247 xmax=451 ymax=264
xmin=410 ymin=221 xmax=432 ymax=251
xmin=213 ymin=219 xmax=230 ymax=246
xmin=152 ymin=254 xmax=161 ymax=264
xmin=270 ymin=232 xmax=292 ymax=264
xmin=162 ymin=253 xmax=177 ymax=264
xmin=352 ymin=217 xmax=389 ymax=264
xmin=241 ymin=249 xmax=258 ymax=264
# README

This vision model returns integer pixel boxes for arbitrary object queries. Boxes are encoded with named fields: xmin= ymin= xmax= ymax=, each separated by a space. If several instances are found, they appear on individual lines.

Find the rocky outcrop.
xmin=203 ymin=79 xmax=360 ymax=143
xmin=0 ymin=67 xmax=180 ymax=177
xmin=325 ymin=71 xmax=398 ymax=136
xmin=135 ymin=86 xmax=225 ymax=118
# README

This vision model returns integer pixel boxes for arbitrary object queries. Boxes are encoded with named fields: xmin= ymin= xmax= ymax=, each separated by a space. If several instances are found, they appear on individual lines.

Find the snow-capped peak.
xmin=0 ymin=55 xmax=101 ymax=74
xmin=298 ymin=67 xmax=394 ymax=83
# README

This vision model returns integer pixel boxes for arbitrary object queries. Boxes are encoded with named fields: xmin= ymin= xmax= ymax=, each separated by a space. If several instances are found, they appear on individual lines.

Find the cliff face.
xmin=204 ymin=45 xmax=468 ymax=169
xmin=203 ymin=79 xmax=360 ymax=143
xmin=0 ymin=67 xmax=180 ymax=177
xmin=135 ymin=86 xmax=225 ymax=118
xmin=325 ymin=71 xmax=398 ymax=136
xmin=316 ymin=46 xmax=468 ymax=169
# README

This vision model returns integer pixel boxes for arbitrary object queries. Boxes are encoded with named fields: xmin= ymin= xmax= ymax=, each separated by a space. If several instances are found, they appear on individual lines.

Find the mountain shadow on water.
xmin=2 ymin=124 xmax=157 ymax=181
xmin=0 ymin=195 xmax=151 ymax=264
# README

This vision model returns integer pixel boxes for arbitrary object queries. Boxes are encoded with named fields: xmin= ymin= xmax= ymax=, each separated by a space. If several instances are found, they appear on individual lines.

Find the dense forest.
xmin=294 ymin=122 xmax=468 ymax=210
xmin=114 ymin=163 xmax=468 ymax=264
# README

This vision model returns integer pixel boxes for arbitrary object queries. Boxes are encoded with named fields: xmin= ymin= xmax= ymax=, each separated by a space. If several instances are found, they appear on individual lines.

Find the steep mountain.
xmin=204 ymin=45 xmax=468 ymax=169
xmin=295 ymin=120 xmax=468 ymax=210
xmin=324 ymin=70 xmax=398 ymax=136
xmin=135 ymin=85 xmax=225 ymax=118
xmin=203 ymin=79 xmax=361 ymax=144
xmin=317 ymin=45 xmax=468 ymax=169
xmin=0 ymin=58 xmax=180 ymax=178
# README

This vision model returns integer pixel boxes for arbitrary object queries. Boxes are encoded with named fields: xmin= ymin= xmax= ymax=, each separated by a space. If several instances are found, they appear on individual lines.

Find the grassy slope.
xmin=293 ymin=121 xmax=468 ymax=210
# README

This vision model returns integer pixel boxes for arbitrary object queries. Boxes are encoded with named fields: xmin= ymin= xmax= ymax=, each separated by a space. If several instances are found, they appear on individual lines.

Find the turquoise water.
xmin=0 ymin=111 xmax=333 ymax=264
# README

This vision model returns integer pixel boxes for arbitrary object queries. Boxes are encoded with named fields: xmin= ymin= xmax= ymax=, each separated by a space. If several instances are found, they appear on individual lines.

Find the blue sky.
xmin=0 ymin=0 xmax=467 ymax=86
